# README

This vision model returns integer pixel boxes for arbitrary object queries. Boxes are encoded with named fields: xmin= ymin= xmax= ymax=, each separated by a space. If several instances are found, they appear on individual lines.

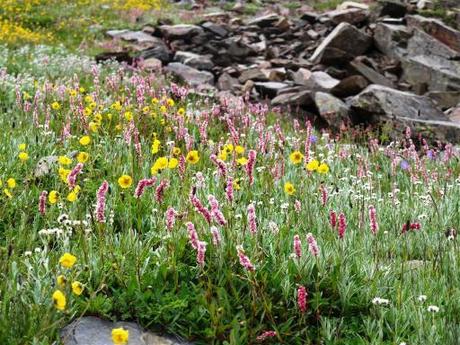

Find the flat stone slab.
xmin=61 ymin=316 xmax=191 ymax=345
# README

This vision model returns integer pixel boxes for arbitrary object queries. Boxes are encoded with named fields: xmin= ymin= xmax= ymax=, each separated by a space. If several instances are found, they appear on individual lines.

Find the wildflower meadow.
xmin=1 ymin=1 xmax=460 ymax=345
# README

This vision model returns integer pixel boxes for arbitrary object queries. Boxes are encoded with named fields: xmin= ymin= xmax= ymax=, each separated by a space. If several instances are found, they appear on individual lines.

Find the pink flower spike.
xmin=247 ymin=203 xmax=257 ymax=235
xmin=369 ymin=205 xmax=379 ymax=235
xmin=307 ymin=233 xmax=319 ymax=257
xmin=196 ymin=241 xmax=207 ymax=267
xmin=297 ymin=285 xmax=308 ymax=313
xmin=39 ymin=191 xmax=47 ymax=215
xmin=96 ymin=180 xmax=109 ymax=223
xmin=293 ymin=234 xmax=302 ymax=258
xmin=338 ymin=213 xmax=347 ymax=239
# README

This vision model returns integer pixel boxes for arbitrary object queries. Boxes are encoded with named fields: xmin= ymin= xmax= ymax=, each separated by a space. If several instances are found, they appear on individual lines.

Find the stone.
xmin=293 ymin=69 xmax=340 ymax=92
xmin=165 ymin=63 xmax=214 ymax=86
xmin=217 ymin=73 xmax=240 ymax=91
xmin=373 ymin=23 xmax=410 ymax=59
xmin=227 ymin=39 xmax=255 ymax=59
xmin=174 ymin=51 xmax=214 ymax=71
xmin=323 ymin=8 xmax=369 ymax=25
xmin=309 ymin=23 xmax=372 ymax=64
xmin=300 ymin=12 xmax=318 ymax=23
xmin=374 ymin=0 xmax=407 ymax=18
xmin=416 ymin=0 xmax=435 ymax=10
xmin=139 ymin=57 xmax=162 ymax=71
xmin=427 ymin=91 xmax=460 ymax=109
xmin=238 ymin=68 xmax=268 ymax=83
xmin=337 ymin=1 xmax=370 ymax=10
xmin=406 ymin=15 xmax=460 ymax=53
xmin=350 ymin=57 xmax=395 ymax=88
xmin=314 ymin=92 xmax=350 ymax=129
xmin=449 ymin=107 xmax=460 ymax=123
xmin=254 ymin=82 xmax=289 ymax=98
xmin=201 ymin=22 xmax=228 ymax=37
xmin=331 ymin=75 xmax=369 ymax=97
xmin=61 ymin=316 xmax=190 ymax=345
xmin=407 ymin=29 xmax=460 ymax=59
xmin=247 ymin=14 xmax=282 ymax=27
xmin=306 ymin=29 xmax=320 ymax=40
xmin=271 ymin=90 xmax=313 ymax=107
xmin=159 ymin=24 xmax=204 ymax=40
xmin=34 ymin=156 xmax=58 ymax=178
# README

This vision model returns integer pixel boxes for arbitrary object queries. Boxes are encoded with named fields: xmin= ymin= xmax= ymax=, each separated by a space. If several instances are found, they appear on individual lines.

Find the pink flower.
xmin=297 ymin=285 xmax=308 ymax=313
xmin=165 ymin=207 xmax=177 ymax=231
xmin=247 ymin=203 xmax=257 ymax=235
xmin=237 ymin=246 xmax=255 ymax=271
xmin=210 ymin=226 xmax=222 ymax=246
xmin=246 ymin=150 xmax=257 ymax=186
xmin=293 ymin=234 xmax=302 ymax=258
xmin=208 ymin=195 xmax=227 ymax=226
xmin=186 ymin=222 xmax=199 ymax=249
xmin=369 ymin=205 xmax=378 ymax=235
xmin=294 ymin=199 xmax=301 ymax=213
xmin=67 ymin=163 xmax=83 ymax=189
xmin=134 ymin=177 xmax=157 ymax=198
xmin=190 ymin=194 xmax=212 ymax=224
xmin=256 ymin=331 xmax=277 ymax=342
xmin=306 ymin=233 xmax=319 ymax=257
xmin=210 ymin=154 xmax=227 ymax=179
xmin=338 ymin=213 xmax=347 ymax=239
xmin=196 ymin=241 xmax=207 ymax=267
xmin=225 ymin=176 xmax=234 ymax=203
xmin=96 ymin=180 xmax=109 ymax=223
xmin=320 ymin=185 xmax=328 ymax=206
xmin=329 ymin=210 xmax=337 ymax=228
xmin=39 ymin=191 xmax=47 ymax=215
xmin=155 ymin=179 xmax=169 ymax=202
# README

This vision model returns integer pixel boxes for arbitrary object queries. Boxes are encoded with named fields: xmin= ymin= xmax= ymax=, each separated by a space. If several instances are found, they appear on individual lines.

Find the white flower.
xmin=24 ymin=251 xmax=32 ymax=256
xmin=280 ymin=202 xmax=289 ymax=210
xmin=418 ymin=295 xmax=427 ymax=302
xmin=399 ymin=342 xmax=407 ymax=345
xmin=372 ymin=297 xmax=390 ymax=305
xmin=427 ymin=305 xmax=439 ymax=313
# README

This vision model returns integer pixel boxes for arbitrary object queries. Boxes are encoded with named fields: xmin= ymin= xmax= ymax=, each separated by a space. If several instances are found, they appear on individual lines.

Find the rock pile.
xmin=103 ymin=0 xmax=460 ymax=141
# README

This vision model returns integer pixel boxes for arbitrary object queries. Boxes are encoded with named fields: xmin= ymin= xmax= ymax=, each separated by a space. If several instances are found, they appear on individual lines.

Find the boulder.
xmin=217 ymin=73 xmax=240 ymax=91
xmin=350 ymin=57 xmax=395 ymax=88
xmin=106 ymin=30 xmax=158 ymax=44
xmin=323 ymin=8 xmax=369 ymax=25
xmin=373 ymin=23 xmax=410 ymax=59
xmin=314 ymin=92 xmax=350 ymax=129
xmin=271 ymin=90 xmax=313 ymax=107
xmin=309 ymin=23 xmax=372 ymax=64
xmin=139 ymin=45 xmax=173 ymax=63
xmin=331 ymin=75 xmax=369 ymax=97
xmin=139 ymin=57 xmax=162 ymax=71
xmin=427 ymin=91 xmax=460 ymax=109
xmin=254 ymin=82 xmax=289 ymax=98
xmin=374 ymin=0 xmax=407 ymax=18
xmin=293 ymin=69 xmax=340 ymax=92
xmin=174 ymin=51 xmax=214 ymax=71
xmin=159 ymin=24 xmax=204 ymax=40
xmin=165 ymin=63 xmax=214 ymax=86
xmin=201 ymin=22 xmax=228 ymax=37
xmin=61 ymin=316 xmax=190 ymax=345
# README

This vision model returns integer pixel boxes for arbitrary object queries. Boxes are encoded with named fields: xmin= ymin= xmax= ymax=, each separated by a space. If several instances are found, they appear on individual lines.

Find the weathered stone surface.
xmin=159 ymin=25 xmax=204 ymax=40
xmin=165 ymin=63 xmax=214 ymax=86
xmin=314 ymin=92 xmax=350 ymax=128
xmin=331 ymin=75 xmax=369 ymax=97
xmin=174 ymin=51 xmax=214 ymax=71
xmin=34 ymin=156 xmax=58 ymax=178
xmin=247 ymin=14 xmax=284 ymax=27
xmin=139 ymin=57 xmax=162 ymax=71
xmin=61 ymin=317 xmax=190 ymax=345
xmin=374 ymin=0 xmax=407 ymax=18
xmin=201 ymin=22 xmax=228 ymax=37
xmin=217 ymin=73 xmax=239 ymax=91
xmin=406 ymin=15 xmax=460 ymax=53
xmin=139 ymin=45 xmax=173 ymax=63
xmin=293 ymin=69 xmax=340 ymax=92
xmin=407 ymin=29 xmax=460 ymax=59
xmin=271 ymin=90 xmax=313 ymax=107
xmin=254 ymin=82 xmax=289 ymax=97
xmin=337 ymin=1 xmax=369 ymax=10
xmin=323 ymin=8 xmax=369 ymax=25
xmin=350 ymin=57 xmax=395 ymax=88
xmin=373 ymin=23 xmax=410 ymax=59
xmin=427 ymin=91 xmax=460 ymax=109
xmin=309 ymin=23 xmax=372 ymax=64
xmin=107 ymin=30 xmax=158 ymax=44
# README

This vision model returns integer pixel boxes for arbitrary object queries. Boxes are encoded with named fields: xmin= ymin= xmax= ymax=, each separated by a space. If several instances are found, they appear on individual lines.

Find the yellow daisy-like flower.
xmin=58 ymin=156 xmax=72 ymax=165
xmin=18 ymin=152 xmax=29 ymax=161
xmin=160 ymin=105 xmax=167 ymax=113
xmin=7 ymin=178 xmax=16 ymax=189
xmin=235 ymin=145 xmax=245 ymax=154
xmin=59 ymin=168 xmax=71 ymax=183
xmin=186 ymin=150 xmax=200 ymax=164
xmin=89 ymin=121 xmax=99 ymax=133
xmin=318 ymin=163 xmax=330 ymax=174
xmin=155 ymin=157 xmax=169 ymax=170
xmin=69 ymin=89 xmax=77 ymax=97
xmin=51 ymin=102 xmax=61 ymax=110
xmin=77 ymin=152 xmax=89 ymax=163
xmin=111 ymin=101 xmax=122 ymax=111
xmin=67 ymin=191 xmax=78 ymax=202
xmin=83 ymin=107 xmax=92 ymax=117
xmin=224 ymin=144 xmax=234 ymax=153
xmin=284 ymin=182 xmax=296 ymax=195
xmin=3 ymin=189 xmax=12 ymax=199
xmin=218 ymin=150 xmax=227 ymax=161
xmin=79 ymin=87 xmax=86 ymax=94
xmin=167 ymin=98 xmax=175 ymax=107
xmin=168 ymin=158 xmax=179 ymax=169
xmin=57 ymin=275 xmax=67 ymax=288
xmin=52 ymin=290 xmax=66 ymax=311
xmin=289 ymin=151 xmax=304 ymax=164
xmin=151 ymin=139 xmax=161 ymax=154
xmin=18 ymin=143 xmax=26 ymax=151
xmin=71 ymin=281 xmax=84 ymax=296
xmin=151 ymin=97 xmax=159 ymax=104
xmin=306 ymin=159 xmax=320 ymax=172
xmin=237 ymin=157 xmax=248 ymax=166
xmin=118 ymin=175 xmax=133 ymax=189
xmin=79 ymin=136 xmax=91 ymax=146
xmin=177 ymin=107 xmax=185 ymax=116
xmin=233 ymin=179 xmax=241 ymax=190
xmin=49 ymin=190 xmax=59 ymax=204
xmin=172 ymin=147 xmax=181 ymax=156
xmin=84 ymin=95 xmax=94 ymax=103
xmin=124 ymin=111 xmax=133 ymax=121
xmin=112 ymin=328 xmax=129 ymax=345
xmin=59 ymin=253 xmax=77 ymax=269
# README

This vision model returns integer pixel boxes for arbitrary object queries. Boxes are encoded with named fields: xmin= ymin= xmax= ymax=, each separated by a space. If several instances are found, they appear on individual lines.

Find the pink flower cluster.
xmin=134 ymin=177 xmax=157 ymax=198
xmin=96 ymin=180 xmax=109 ymax=223
xmin=67 ymin=163 xmax=83 ymax=189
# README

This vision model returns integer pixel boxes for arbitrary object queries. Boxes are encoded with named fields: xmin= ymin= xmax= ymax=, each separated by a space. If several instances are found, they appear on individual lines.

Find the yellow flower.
xmin=160 ymin=105 xmax=167 ymax=113
xmin=218 ymin=150 xmax=227 ymax=161
xmin=84 ymin=95 xmax=94 ymax=103
xmin=89 ymin=121 xmax=99 ymax=133
xmin=79 ymin=87 xmax=86 ymax=94
xmin=51 ymin=101 xmax=61 ymax=110
xmin=224 ymin=144 xmax=234 ymax=153
xmin=57 ymin=275 xmax=67 ymax=288
xmin=94 ymin=113 xmax=103 ymax=123
xmin=71 ymin=281 xmax=84 ymax=296
xmin=306 ymin=159 xmax=320 ymax=172
xmin=168 ymin=158 xmax=179 ymax=169
xmin=7 ymin=178 xmax=16 ymax=189
xmin=18 ymin=152 xmax=29 ymax=161
xmin=237 ymin=157 xmax=248 ymax=166
xmin=118 ymin=175 xmax=133 ymax=189
xmin=59 ymin=253 xmax=77 ymax=269
xmin=151 ymin=139 xmax=161 ymax=154
xmin=186 ymin=150 xmax=200 ymax=164
xmin=111 ymin=101 xmax=122 ymax=111
xmin=112 ymin=328 xmax=129 ymax=345
xmin=124 ymin=111 xmax=133 ymax=121
xmin=318 ymin=163 xmax=330 ymax=174
xmin=235 ymin=145 xmax=245 ymax=154
xmin=177 ymin=107 xmax=185 ymax=116
xmin=106 ymin=113 xmax=113 ymax=121
xmin=155 ymin=157 xmax=168 ymax=170
xmin=49 ymin=190 xmax=59 ymax=204
xmin=77 ymin=152 xmax=89 ymax=163
xmin=284 ymin=182 xmax=295 ymax=195
xmin=69 ymin=89 xmax=77 ymax=97
xmin=151 ymin=97 xmax=159 ymax=104
xmin=67 ymin=191 xmax=78 ymax=202
xmin=52 ymin=290 xmax=66 ymax=311
xmin=59 ymin=168 xmax=71 ymax=182
xmin=233 ymin=179 xmax=241 ymax=190
xmin=142 ymin=106 xmax=150 ymax=114
xmin=58 ymin=156 xmax=72 ymax=165
xmin=3 ymin=189 xmax=12 ymax=199
xmin=79 ymin=136 xmax=91 ymax=146
xmin=289 ymin=151 xmax=304 ymax=164
xmin=83 ymin=107 xmax=92 ymax=117
xmin=167 ymin=98 xmax=175 ymax=107
xmin=173 ymin=147 xmax=181 ymax=156
xmin=18 ymin=143 xmax=26 ymax=151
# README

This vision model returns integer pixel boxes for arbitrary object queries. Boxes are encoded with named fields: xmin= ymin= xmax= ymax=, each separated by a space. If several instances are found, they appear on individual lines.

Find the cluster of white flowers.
xmin=372 ymin=297 xmax=390 ymax=306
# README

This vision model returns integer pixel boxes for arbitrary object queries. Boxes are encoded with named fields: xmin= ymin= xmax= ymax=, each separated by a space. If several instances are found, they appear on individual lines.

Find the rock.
xmin=331 ymin=75 xmax=369 ymax=97
xmin=373 ymin=23 xmax=410 ymax=59
xmin=34 ymin=156 xmax=58 ymax=178
xmin=238 ymin=68 xmax=268 ymax=83
xmin=407 ymin=29 xmax=460 ymax=59
xmin=227 ymin=39 xmax=255 ymax=59
xmin=306 ymin=29 xmax=320 ymax=40
xmin=165 ymin=63 xmax=214 ymax=86
xmin=271 ymin=90 xmax=313 ymax=107
xmin=374 ymin=0 xmax=407 ymax=18
xmin=254 ymin=82 xmax=289 ymax=98
xmin=314 ymin=92 xmax=350 ymax=129
xmin=174 ymin=51 xmax=214 ymax=71
xmin=416 ymin=0 xmax=435 ymax=10
xmin=309 ymin=23 xmax=372 ymax=64
xmin=406 ymin=15 xmax=460 ymax=53
xmin=159 ymin=24 xmax=204 ymax=40
xmin=323 ymin=8 xmax=369 ymax=25
xmin=350 ymin=85 xmax=460 ymax=141
xmin=300 ymin=12 xmax=318 ymax=23
xmin=449 ymin=107 xmax=460 ymax=123
xmin=427 ymin=91 xmax=460 ymax=109
xmin=139 ymin=45 xmax=173 ymax=63
xmin=201 ymin=22 xmax=228 ymax=37
xmin=337 ymin=1 xmax=369 ymax=10
xmin=293 ymin=69 xmax=340 ymax=92
xmin=139 ymin=57 xmax=162 ymax=71
xmin=217 ymin=73 xmax=240 ymax=91
xmin=350 ymin=57 xmax=395 ymax=88
xmin=61 ymin=316 xmax=190 ymax=345
xmin=247 ymin=14 xmax=283 ymax=27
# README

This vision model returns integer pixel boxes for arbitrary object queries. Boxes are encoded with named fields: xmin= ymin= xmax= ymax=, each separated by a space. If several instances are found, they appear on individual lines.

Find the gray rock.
xmin=106 ymin=30 xmax=159 ymax=44
xmin=331 ymin=75 xmax=369 ymax=97
xmin=271 ymin=90 xmax=313 ymax=107
xmin=174 ymin=51 xmax=214 ymax=71
xmin=140 ymin=58 xmax=162 ymax=71
xmin=139 ymin=45 xmax=173 ymax=63
xmin=246 ymin=14 xmax=282 ymax=27
xmin=322 ymin=8 xmax=369 ymax=25
xmin=373 ymin=23 xmax=410 ymax=59
xmin=293 ymin=69 xmax=340 ymax=92
xmin=159 ymin=25 xmax=204 ymax=40
xmin=34 ymin=156 xmax=58 ymax=178
xmin=254 ymin=82 xmax=289 ymax=98
xmin=238 ymin=68 xmax=267 ymax=83
xmin=201 ymin=22 xmax=228 ymax=37
xmin=309 ymin=23 xmax=372 ymax=64
xmin=427 ymin=91 xmax=460 ymax=109
xmin=374 ymin=0 xmax=407 ymax=18
xmin=350 ymin=57 xmax=395 ymax=88
xmin=217 ymin=73 xmax=240 ymax=91
xmin=61 ymin=316 xmax=190 ymax=345
xmin=165 ymin=63 xmax=214 ymax=86
xmin=314 ymin=92 xmax=350 ymax=129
